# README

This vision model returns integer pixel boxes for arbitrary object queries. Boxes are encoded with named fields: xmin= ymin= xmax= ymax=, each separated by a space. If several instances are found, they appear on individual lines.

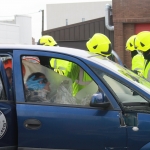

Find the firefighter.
xmin=135 ymin=31 xmax=150 ymax=81
xmin=86 ymin=33 xmax=112 ymax=57
xmin=37 ymin=35 xmax=58 ymax=46
xmin=125 ymin=35 xmax=144 ymax=77
xmin=86 ymin=33 xmax=124 ymax=65
xmin=64 ymin=33 xmax=112 ymax=96
xmin=37 ymin=35 xmax=69 ymax=75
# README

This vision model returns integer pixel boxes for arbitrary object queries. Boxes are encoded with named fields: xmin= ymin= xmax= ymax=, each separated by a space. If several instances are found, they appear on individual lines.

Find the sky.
xmin=0 ymin=0 xmax=111 ymax=42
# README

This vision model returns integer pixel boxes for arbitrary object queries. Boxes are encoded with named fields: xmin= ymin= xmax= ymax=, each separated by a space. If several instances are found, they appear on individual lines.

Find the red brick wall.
xmin=112 ymin=0 xmax=150 ymax=68
xmin=113 ymin=0 xmax=150 ymax=20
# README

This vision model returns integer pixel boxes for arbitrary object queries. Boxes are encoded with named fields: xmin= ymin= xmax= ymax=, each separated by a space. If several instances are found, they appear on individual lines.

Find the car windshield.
xmin=90 ymin=55 xmax=150 ymax=94
xmin=90 ymin=56 xmax=150 ymax=111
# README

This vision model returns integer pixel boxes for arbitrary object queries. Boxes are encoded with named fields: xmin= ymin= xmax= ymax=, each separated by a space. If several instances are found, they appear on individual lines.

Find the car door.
xmin=14 ymin=50 xmax=127 ymax=150
xmin=0 ymin=58 xmax=17 ymax=150
xmin=125 ymin=112 xmax=150 ymax=150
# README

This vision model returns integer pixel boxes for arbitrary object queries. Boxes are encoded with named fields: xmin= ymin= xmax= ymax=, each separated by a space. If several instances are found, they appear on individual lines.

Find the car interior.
xmin=22 ymin=55 xmax=101 ymax=107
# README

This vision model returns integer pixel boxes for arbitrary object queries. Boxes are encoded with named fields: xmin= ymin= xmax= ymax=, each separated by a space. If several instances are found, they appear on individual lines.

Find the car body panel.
xmin=140 ymin=142 xmax=150 ymax=150
xmin=0 ymin=59 xmax=17 ymax=149
xmin=127 ymin=113 xmax=150 ymax=150
xmin=17 ymin=104 xmax=126 ymax=149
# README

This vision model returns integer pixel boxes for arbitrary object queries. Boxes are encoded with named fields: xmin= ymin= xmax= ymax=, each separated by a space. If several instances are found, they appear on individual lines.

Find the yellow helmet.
xmin=86 ymin=33 xmax=112 ymax=56
xmin=125 ymin=35 xmax=137 ymax=51
xmin=135 ymin=31 xmax=150 ymax=52
xmin=37 ymin=35 xmax=58 ymax=46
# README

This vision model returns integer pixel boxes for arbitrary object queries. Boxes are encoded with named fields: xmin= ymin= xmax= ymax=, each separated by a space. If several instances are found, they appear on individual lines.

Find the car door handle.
xmin=24 ymin=119 xmax=41 ymax=130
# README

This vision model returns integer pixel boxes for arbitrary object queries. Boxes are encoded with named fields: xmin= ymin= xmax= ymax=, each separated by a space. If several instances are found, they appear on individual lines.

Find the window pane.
xmin=0 ymin=76 xmax=6 ymax=100
xmin=1 ymin=56 xmax=12 ymax=100
xmin=22 ymin=55 xmax=99 ymax=107
xmin=92 ymin=67 xmax=148 ymax=111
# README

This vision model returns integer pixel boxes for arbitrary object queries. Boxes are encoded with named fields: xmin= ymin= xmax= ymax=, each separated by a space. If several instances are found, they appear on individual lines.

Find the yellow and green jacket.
xmin=132 ymin=54 xmax=144 ymax=77
xmin=143 ymin=59 xmax=150 ymax=82
xmin=50 ymin=58 xmax=69 ymax=75
xmin=64 ymin=62 xmax=92 ymax=96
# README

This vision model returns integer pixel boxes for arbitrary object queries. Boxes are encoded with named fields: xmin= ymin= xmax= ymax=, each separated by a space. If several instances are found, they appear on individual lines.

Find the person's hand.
xmin=26 ymin=76 xmax=45 ymax=90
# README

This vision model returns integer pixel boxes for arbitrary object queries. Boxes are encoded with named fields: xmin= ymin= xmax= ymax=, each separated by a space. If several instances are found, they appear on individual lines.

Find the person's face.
xmin=39 ymin=76 xmax=50 ymax=91
xmin=44 ymin=82 xmax=50 ymax=91
xmin=5 ymin=67 xmax=12 ymax=84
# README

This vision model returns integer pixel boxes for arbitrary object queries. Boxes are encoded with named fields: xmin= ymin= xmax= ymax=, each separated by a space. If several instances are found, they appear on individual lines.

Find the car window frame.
xmin=90 ymin=65 xmax=150 ymax=112
xmin=13 ymin=49 xmax=121 ymax=110
xmin=0 ymin=54 xmax=13 ymax=101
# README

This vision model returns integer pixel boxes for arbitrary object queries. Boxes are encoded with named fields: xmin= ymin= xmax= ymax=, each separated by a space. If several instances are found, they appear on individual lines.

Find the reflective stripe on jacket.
xmin=64 ymin=62 xmax=92 ymax=96
xmin=50 ymin=58 xmax=69 ymax=75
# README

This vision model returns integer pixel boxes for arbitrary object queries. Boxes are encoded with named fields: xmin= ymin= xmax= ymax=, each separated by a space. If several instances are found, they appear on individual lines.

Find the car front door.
xmin=0 ymin=58 xmax=17 ymax=150
xmin=126 ymin=113 xmax=150 ymax=150
xmin=14 ymin=50 xmax=127 ymax=150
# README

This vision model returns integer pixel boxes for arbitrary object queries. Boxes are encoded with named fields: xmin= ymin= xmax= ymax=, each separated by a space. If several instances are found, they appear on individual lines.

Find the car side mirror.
xmin=90 ymin=93 xmax=110 ymax=109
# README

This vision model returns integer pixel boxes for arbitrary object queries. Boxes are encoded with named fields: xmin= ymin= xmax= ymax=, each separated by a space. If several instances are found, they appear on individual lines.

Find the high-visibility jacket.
xmin=132 ymin=54 xmax=144 ymax=77
xmin=50 ymin=58 xmax=69 ymax=75
xmin=143 ymin=59 xmax=150 ymax=82
xmin=64 ymin=62 xmax=92 ymax=96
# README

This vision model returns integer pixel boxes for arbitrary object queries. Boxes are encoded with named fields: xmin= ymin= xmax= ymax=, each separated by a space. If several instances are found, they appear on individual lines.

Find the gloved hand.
xmin=26 ymin=76 xmax=45 ymax=90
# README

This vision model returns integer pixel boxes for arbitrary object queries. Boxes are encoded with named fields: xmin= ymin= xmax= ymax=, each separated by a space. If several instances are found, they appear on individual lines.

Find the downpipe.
xmin=105 ymin=4 xmax=114 ymax=31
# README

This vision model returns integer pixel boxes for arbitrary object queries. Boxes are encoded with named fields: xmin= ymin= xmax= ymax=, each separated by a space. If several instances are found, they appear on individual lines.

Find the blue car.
xmin=0 ymin=45 xmax=150 ymax=150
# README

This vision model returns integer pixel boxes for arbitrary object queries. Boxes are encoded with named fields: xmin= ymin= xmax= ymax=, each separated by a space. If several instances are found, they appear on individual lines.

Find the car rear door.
xmin=14 ymin=50 xmax=127 ymax=150
xmin=0 ymin=58 xmax=17 ymax=150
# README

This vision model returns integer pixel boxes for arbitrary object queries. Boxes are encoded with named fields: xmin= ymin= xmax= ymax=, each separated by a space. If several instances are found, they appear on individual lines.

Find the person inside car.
xmin=3 ymin=58 xmax=26 ymax=85
xmin=2 ymin=58 xmax=26 ymax=100
xmin=3 ymin=58 xmax=13 ymax=85
xmin=25 ymin=72 xmax=50 ymax=102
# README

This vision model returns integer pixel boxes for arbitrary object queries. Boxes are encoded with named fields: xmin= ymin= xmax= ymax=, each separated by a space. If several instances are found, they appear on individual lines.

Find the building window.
xmin=66 ymin=19 xmax=68 ymax=25
xmin=82 ymin=18 xmax=85 ymax=22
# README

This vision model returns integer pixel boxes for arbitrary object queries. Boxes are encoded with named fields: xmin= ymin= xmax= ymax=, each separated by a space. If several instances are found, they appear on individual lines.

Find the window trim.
xmin=13 ymin=50 xmax=121 ymax=110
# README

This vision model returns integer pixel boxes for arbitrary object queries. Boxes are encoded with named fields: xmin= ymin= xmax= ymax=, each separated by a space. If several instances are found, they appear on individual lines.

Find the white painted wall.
xmin=15 ymin=15 xmax=32 ymax=45
xmin=0 ymin=23 xmax=20 ymax=44
xmin=46 ymin=1 xmax=112 ymax=29
xmin=0 ymin=15 xmax=32 ymax=44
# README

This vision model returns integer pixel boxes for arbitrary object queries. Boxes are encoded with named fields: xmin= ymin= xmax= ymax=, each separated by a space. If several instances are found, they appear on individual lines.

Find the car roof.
xmin=0 ymin=44 xmax=115 ymax=72
xmin=0 ymin=44 xmax=94 ymax=59
xmin=0 ymin=44 xmax=124 ymax=77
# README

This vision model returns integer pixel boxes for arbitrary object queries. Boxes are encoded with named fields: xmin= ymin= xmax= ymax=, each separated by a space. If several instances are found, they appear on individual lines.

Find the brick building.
xmin=113 ymin=0 xmax=150 ymax=68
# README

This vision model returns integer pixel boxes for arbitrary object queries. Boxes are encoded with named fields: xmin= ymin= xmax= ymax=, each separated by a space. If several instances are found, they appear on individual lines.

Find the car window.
xmin=91 ymin=55 xmax=150 ymax=94
xmin=21 ymin=55 xmax=109 ymax=108
xmin=0 ymin=75 xmax=6 ymax=100
xmin=92 ymin=67 xmax=149 ymax=111
xmin=0 ymin=56 xmax=13 ymax=100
